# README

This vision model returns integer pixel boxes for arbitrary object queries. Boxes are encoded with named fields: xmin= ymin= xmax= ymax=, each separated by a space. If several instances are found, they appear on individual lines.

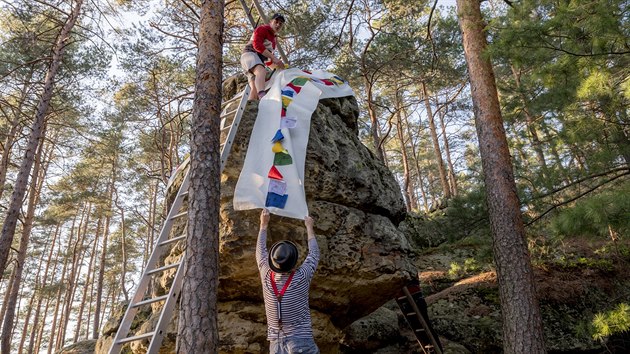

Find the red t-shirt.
xmin=243 ymin=24 xmax=277 ymax=65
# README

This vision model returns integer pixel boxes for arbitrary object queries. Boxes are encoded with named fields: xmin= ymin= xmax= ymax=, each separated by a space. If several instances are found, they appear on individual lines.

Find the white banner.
xmin=233 ymin=68 xmax=354 ymax=219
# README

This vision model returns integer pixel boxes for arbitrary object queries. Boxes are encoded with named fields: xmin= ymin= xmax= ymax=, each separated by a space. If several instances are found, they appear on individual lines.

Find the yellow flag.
xmin=282 ymin=96 xmax=292 ymax=108
xmin=272 ymin=141 xmax=285 ymax=153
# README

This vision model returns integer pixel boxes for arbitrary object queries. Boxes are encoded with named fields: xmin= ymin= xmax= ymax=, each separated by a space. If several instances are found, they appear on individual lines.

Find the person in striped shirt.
xmin=257 ymin=208 xmax=320 ymax=354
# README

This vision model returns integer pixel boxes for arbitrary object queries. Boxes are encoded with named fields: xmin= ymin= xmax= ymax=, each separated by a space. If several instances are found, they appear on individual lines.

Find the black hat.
xmin=271 ymin=13 xmax=286 ymax=23
xmin=269 ymin=240 xmax=298 ymax=273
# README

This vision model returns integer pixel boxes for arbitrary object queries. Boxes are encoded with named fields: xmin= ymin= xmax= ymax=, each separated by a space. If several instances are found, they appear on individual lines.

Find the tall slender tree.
xmin=0 ymin=0 xmax=84 ymax=277
xmin=456 ymin=0 xmax=545 ymax=353
xmin=177 ymin=0 xmax=224 ymax=351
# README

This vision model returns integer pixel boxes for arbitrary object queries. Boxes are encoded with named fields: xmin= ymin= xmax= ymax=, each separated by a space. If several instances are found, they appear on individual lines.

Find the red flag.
xmin=268 ymin=165 xmax=284 ymax=180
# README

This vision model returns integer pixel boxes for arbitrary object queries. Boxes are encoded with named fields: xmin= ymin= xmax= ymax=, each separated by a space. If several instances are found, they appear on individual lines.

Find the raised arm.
xmin=256 ymin=209 xmax=271 ymax=270
xmin=302 ymin=215 xmax=320 ymax=276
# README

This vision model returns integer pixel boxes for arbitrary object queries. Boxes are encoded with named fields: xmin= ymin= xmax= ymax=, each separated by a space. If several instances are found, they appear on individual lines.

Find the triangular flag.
xmin=271 ymin=130 xmax=284 ymax=143
xmin=281 ymin=96 xmax=292 ymax=109
xmin=291 ymin=77 xmax=309 ymax=86
xmin=272 ymin=141 xmax=286 ymax=153
xmin=280 ymin=117 xmax=297 ymax=129
xmin=281 ymin=89 xmax=295 ymax=97
xmin=287 ymin=82 xmax=302 ymax=94
xmin=274 ymin=151 xmax=293 ymax=166
xmin=281 ymin=108 xmax=287 ymax=117
xmin=268 ymin=165 xmax=283 ymax=180
xmin=265 ymin=192 xmax=288 ymax=209
xmin=330 ymin=76 xmax=345 ymax=85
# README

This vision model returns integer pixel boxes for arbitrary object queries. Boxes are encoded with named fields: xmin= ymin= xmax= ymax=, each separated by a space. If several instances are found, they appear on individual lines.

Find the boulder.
xmin=97 ymin=74 xmax=417 ymax=353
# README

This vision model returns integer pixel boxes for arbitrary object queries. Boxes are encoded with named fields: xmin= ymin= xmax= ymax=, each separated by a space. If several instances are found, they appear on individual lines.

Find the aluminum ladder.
xmin=395 ymin=284 xmax=444 ymax=354
xmin=108 ymin=85 xmax=250 ymax=354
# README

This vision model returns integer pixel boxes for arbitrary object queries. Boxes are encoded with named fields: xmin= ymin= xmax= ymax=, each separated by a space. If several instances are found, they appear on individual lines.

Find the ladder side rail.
xmin=146 ymin=255 xmax=187 ymax=354
xmin=249 ymin=0 xmax=289 ymax=65
xmin=111 ymin=85 xmax=246 ymax=353
xmin=238 ymin=0 xmax=258 ymax=29
xmin=108 ymin=172 xmax=191 ymax=354
xmin=220 ymin=86 xmax=250 ymax=170
xmin=402 ymin=287 xmax=443 ymax=354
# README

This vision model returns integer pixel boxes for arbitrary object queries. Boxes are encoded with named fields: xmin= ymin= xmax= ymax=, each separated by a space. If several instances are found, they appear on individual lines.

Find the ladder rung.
xmin=179 ymin=191 xmax=189 ymax=198
xmin=159 ymin=234 xmax=186 ymax=246
xmin=220 ymin=108 xmax=238 ymax=119
xmin=415 ymin=328 xmax=426 ymax=332
xmin=406 ymin=312 xmax=416 ymax=316
xmin=146 ymin=262 xmax=181 ymax=276
xmin=397 ymin=296 xmax=407 ymax=301
xmin=221 ymin=125 xmax=232 ymax=132
xmin=116 ymin=331 xmax=155 ymax=344
xmin=170 ymin=211 xmax=187 ymax=220
xmin=221 ymin=91 xmax=244 ymax=106
xmin=132 ymin=295 xmax=169 ymax=308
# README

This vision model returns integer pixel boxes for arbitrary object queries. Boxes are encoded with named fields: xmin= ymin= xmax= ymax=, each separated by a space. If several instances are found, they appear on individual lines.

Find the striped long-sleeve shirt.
xmin=256 ymin=229 xmax=320 ymax=340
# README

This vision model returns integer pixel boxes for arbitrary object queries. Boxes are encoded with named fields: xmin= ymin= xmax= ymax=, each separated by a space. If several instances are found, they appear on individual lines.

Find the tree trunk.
xmin=1 ymin=129 xmax=47 ymax=353
xmin=395 ymin=97 xmax=415 ymax=211
xmin=115 ymin=191 xmax=130 ymax=302
xmin=403 ymin=111 xmax=430 ymax=212
xmin=27 ymin=222 xmax=61 ymax=354
xmin=48 ymin=215 xmax=76 ymax=354
xmin=456 ymin=1 xmax=546 ymax=353
xmin=421 ymin=81 xmax=451 ymax=200
xmin=57 ymin=204 xmax=89 ymax=349
xmin=438 ymin=107 xmax=458 ymax=196
xmin=86 ymin=217 xmax=103 ymax=340
xmin=19 ymin=233 xmax=51 ymax=354
xmin=0 ymin=0 xmax=84 ymax=277
xmin=93 ymin=170 xmax=115 ymax=339
xmin=365 ymin=78 xmax=386 ymax=163
xmin=74 ymin=215 xmax=99 ymax=342
xmin=177 ymin=0 xmax=224 ymax=351
xmin=0 ymin=69 xmax=34 ymax=201
xmin=0 ymin=267 xmax=16 ymax=327
xmin=510 ymin=65 xmax=548 ymax=178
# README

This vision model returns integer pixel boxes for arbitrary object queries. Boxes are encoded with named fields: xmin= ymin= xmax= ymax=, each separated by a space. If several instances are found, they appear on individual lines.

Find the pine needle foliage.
xmin=550 ymin=182 xmax=630 ymax=239
xmin=592 ymin=303 xmax=630 ymax=341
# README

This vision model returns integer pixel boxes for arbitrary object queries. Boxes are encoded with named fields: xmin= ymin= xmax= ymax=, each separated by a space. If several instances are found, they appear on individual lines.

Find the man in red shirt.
xmin=241 ymin=13 xmax=286 ymax=100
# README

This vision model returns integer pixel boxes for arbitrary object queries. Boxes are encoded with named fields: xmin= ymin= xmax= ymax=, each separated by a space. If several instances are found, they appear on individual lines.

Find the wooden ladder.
xmin=108 ymin=85 xmax=250 ymax=354
xmin=395 ymin=284 xmax=444 ymax=354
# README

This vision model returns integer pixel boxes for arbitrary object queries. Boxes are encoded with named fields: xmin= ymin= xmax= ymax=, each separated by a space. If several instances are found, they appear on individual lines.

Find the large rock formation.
xmin=96 ymin=75 xmax=417 ymax=353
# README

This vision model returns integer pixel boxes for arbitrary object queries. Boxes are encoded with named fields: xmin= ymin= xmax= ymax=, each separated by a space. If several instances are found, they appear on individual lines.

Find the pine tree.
xmin=177 ymin=0 xmax=224 ymax=350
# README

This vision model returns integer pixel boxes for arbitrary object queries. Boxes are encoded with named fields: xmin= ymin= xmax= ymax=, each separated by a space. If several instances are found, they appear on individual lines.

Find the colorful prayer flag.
xmin=272 ymin=141 xmax=286 ymax=153
xmin=281 ymin=89 xmax=295 ymax=97
xmin=280 ymin=117 xmax=297 ymax=129
xmin=268 ymin=165 xmax=283 ymax=180
xmin=265 ymin=192 xmax=288 ymax=209
xmin=268 ymin=179 xmax=287 ymax=195
xmin=287 ymin=83 xmax=302 ymax=94
xmin=274 ymin=151 xmax=293 ymax=166
xmin=292 ymin=77 xmax=309 ymax=86
xmin=281 ymin=96 xmax=292 ymax=109
xmin=271 ymin=130 xmax=284 ymax=143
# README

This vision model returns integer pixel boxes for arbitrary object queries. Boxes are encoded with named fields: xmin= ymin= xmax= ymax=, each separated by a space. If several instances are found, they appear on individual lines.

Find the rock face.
xmin=96 ymin=74 xmax=417 ymax=353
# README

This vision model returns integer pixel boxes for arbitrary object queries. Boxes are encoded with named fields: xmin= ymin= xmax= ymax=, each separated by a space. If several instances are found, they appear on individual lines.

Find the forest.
xmin=0 ymin=0 xmax=628 ymax=352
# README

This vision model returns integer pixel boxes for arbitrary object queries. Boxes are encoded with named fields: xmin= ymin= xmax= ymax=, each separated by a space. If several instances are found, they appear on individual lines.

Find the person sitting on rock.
xmin=257 ymin=208 xmax=320 ymax=354
xmin=240 ymin=13 xmax=286 ymax=101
